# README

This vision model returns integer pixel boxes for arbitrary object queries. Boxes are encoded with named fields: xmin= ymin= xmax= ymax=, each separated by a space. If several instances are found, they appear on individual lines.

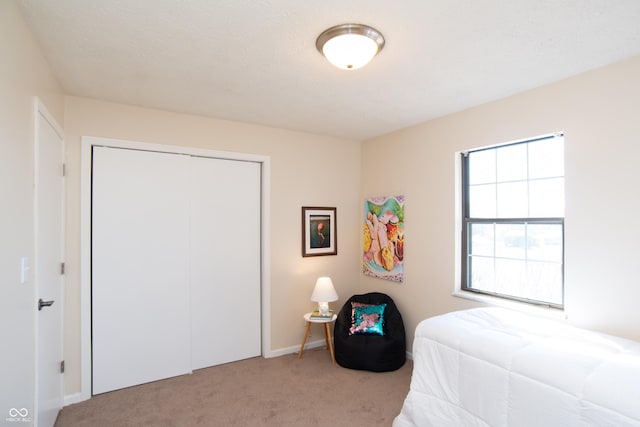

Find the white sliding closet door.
xmin=92 ymin=144 xmax=262 ymax=394
xmin=92 ymin=147 xmax=192 ymax=394
xmin=190 ymin=157 xmax=261 ymax=370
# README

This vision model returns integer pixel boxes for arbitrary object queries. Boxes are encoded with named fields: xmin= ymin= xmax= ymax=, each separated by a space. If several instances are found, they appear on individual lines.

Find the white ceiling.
xmin=18 ymin=0 xmax=640 ymax=141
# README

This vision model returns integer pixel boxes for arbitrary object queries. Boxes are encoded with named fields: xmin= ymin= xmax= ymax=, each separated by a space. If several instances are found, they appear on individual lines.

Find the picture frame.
xmin=302 ymin=206 xmax=337 ymax=257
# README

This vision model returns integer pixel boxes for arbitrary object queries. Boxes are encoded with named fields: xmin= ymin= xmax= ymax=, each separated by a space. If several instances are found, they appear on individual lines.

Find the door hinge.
xmin=62 ymin=164 xmax=66 ymax=177
xmin=60 ymin=360 xmax=65 ymax=374
xmin=60 ymin=262 xmax=65 ymax=275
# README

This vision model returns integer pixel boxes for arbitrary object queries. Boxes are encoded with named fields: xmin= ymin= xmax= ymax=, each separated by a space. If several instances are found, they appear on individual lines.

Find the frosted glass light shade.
xmin=322 ymin=34 xmax=378 ymax=70
xmin=316 ymin=24 xmax=385 ymax=70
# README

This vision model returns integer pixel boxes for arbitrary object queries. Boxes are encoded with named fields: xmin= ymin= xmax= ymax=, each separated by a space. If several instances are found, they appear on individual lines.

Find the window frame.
xmin=460 ymin=134 xmax=565 ymax=309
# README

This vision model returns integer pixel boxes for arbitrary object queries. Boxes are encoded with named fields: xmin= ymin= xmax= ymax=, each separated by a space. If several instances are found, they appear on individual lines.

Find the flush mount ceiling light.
xmin=316 ymin=23 xmax=385 ymax=70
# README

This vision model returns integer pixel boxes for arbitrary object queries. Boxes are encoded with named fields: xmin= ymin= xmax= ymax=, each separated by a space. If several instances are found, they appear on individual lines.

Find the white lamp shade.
xmin=310 ymin=277 xmax=338 ymax=303
xmin=322 ymin=33 xmax=380 ymax=70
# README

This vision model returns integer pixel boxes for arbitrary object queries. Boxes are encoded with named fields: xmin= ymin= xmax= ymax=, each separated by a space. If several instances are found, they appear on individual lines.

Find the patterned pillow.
xmin=349 ymin=302 xmax=387 ymax=336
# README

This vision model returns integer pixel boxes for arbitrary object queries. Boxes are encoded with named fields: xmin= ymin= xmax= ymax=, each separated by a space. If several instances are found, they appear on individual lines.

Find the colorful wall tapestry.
xmin=363 ymin=195 xmax=404 ymax=282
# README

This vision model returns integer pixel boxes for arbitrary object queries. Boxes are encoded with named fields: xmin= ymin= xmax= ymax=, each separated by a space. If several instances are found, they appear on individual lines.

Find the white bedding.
xmin=393 ymin=307 xmax=640 ymax=427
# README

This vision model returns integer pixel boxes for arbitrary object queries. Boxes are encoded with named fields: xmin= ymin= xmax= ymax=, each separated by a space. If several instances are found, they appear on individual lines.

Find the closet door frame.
xmin=78 ymin=136 xmax=271 ymax=402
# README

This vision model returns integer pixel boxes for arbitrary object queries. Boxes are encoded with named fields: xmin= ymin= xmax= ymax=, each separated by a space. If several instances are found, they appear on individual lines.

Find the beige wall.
xmin=361 ymin=55 xmax=640 ymax=352
xmin=62 ymin=96 xmax=362 ymax=395
xmin=0 ymin=0 xmax=64 ymax=420
xmin=6 ymin=0 xmax=640 ymax=405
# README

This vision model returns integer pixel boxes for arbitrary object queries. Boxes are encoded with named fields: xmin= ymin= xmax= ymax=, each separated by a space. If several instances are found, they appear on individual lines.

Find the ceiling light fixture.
xmin=316 ymin=23 xmax=385 ymax=70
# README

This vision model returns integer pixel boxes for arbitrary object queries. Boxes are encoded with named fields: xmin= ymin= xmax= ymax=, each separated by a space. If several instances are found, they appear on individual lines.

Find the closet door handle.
xmin=38 ymin=298 xmax=54 ymax=311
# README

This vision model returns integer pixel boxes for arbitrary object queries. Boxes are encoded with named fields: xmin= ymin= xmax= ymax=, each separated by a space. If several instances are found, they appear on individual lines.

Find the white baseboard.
xmin=264 ymin=338 xmax=327 ymax=358
xmin=265 ymin=340 xmax=413 ymax=362
xmin=64 ymin=392 xmax=87 ymax=406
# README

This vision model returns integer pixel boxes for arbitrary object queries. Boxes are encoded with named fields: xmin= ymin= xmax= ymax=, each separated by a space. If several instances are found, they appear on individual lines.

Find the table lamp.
xmin=311 ymin=277 xmax=338 ymax=316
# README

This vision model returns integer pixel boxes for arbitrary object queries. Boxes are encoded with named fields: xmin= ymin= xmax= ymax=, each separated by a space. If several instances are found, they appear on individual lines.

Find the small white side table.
xmin=298 ymin=312 xmax=337 ymax=364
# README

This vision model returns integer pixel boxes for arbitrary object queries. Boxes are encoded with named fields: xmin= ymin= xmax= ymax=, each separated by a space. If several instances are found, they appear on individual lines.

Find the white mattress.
xmin=394 ymin=307 xmax=640 ymax=427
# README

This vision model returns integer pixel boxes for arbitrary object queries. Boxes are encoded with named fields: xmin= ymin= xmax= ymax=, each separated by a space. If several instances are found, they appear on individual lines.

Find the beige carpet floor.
xmin=55 ymin=348 xmax=413 ymax=427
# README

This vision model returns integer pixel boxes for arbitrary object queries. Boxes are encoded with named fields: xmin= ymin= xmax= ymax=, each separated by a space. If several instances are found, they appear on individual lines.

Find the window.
xmin=461 ymin=134 xmax=564 ymax=308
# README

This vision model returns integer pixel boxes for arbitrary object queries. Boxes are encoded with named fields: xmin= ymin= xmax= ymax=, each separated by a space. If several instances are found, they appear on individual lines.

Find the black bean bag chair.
xmin=334 ymin=292 xmax=406 ymax=372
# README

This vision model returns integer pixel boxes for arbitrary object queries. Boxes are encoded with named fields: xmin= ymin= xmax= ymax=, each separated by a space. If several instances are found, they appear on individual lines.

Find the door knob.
xmin=38 ymin=298 xmax=54 ymax=311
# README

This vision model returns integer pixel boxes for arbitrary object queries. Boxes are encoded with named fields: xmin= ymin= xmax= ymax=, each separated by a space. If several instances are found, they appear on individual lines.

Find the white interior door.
xmin=92 ymin=147 xmax=192 ymax=394
xmin=35 ymin=107 xmax=65 ymax=427
xmin=190 ymin=157 xmax=261 ymax=370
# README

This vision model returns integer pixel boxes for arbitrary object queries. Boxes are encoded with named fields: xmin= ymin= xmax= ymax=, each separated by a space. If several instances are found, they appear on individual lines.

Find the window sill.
xmin=452 ymin=290 xmax=568 ymax=321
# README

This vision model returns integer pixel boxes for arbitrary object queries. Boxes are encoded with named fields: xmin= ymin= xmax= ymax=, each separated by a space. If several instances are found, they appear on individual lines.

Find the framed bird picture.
xmin=302 ymin=206 xmax=337 ymax=257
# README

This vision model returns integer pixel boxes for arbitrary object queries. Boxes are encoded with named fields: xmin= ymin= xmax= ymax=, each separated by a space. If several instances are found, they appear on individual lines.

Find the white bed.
xmin=394 ymin=307 xmax=640 ymax=427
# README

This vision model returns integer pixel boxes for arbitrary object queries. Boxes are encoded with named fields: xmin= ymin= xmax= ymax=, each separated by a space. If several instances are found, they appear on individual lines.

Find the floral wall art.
xmin=363 ymin=195 xmax=404 ymax=282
